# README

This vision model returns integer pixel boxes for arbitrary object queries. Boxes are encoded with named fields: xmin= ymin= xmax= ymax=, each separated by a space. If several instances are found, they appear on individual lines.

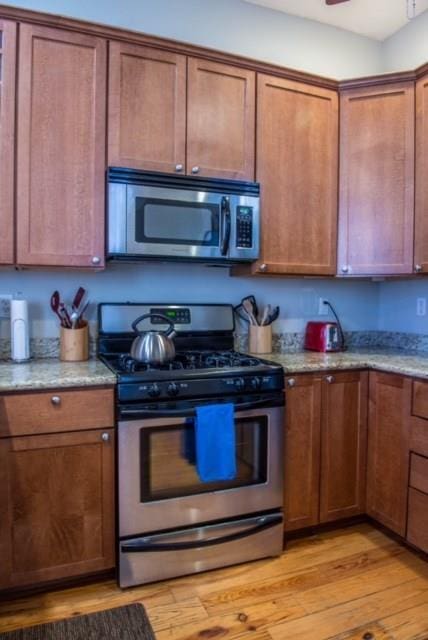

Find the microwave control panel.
xmin=236 ymin=206 xmax=253 ymax=248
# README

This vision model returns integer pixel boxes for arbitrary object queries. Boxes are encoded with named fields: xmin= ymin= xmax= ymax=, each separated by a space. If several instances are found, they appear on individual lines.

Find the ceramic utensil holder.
xmin=249 ymin=324 xmax=272 ymax=354
xmin=60 ymin=322 xmax=89 ymax=362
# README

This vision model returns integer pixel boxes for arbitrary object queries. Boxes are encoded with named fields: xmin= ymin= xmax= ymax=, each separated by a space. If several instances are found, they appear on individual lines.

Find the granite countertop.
xmin=1 ymin=349 xmax=428 ymax=393
xmin=266 ymin=348 xmax=428 ymax=380
xmin=0 ymin=358 xmax=117 ymax=392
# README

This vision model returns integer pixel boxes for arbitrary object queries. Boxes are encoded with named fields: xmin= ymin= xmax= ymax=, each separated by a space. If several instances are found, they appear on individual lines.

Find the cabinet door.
xmin=0 ymin=429 xmax=115 ymax=590
xmin=255 ymin=75 xmax=338 ymax=276
xmin=338 ymin=82 xmax=415 ymax=276
xmin=284 ymin=375 xmax=322 ymax=531
xmin=16 ymin=25 xmax=107 ymax=268
xmin=0 ymin=20 xmax=16 ymax=265
xmin=415 ymin=72 xmax=428 ymax=274
xmin=320 ymin=371 xmax=368 ymax=523
xmin=367 ymin=372 xmax=410 ymax=536
xmin=108 ymin=42 xmax=186 ymax=174
xmin=187 ymin=58 xmax=255 ymax=180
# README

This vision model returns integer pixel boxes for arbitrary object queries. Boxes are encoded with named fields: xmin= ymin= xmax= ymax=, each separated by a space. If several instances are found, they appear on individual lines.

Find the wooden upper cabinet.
xmin=338 ymin=82 xmax=415 ymax=276
xmin=186 ymin=58 xmax=255 ymax=180
xmin=0 ymin=428 xmax=115 ymax=590
xmin=108 ymin=42 xmax=186 ymax=174
xmin=284 ymin=374 xmax=322 ymax=531
xmin=16 ymin=24 xmax=107 ymax=268
xmin=415 ymin=72 xmax=428 ymax=274
xmin=254 ymin=75 xmax=338 ymax=276
xmin=0 ymin=20 xmax=16 ymax=265
xmin=367 ymin=372 xmax=410 ymax=536
xmin=320 ymin=371 xmax=368 ymax=523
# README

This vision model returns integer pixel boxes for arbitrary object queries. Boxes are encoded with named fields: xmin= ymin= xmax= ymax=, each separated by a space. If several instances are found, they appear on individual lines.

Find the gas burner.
xmin=117 ymin=353 xmax=185 ymax=373
xmin=114 ymin=350 xmax=264 ymax=374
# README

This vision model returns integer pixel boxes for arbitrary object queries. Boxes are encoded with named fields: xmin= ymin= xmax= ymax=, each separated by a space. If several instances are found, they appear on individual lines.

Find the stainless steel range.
xmin=98 ymin=303 xmax=284 ymax=588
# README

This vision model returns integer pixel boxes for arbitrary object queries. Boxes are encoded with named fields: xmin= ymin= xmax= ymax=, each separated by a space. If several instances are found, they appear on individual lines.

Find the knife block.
xmin=60 ymin=322 xmax=89 ymax=362
xmin=249 ymin=325 xmax=272 ymax=354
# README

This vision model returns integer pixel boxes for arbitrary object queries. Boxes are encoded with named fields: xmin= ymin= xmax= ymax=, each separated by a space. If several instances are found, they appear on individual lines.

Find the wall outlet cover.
xmin=416 ymin=298 xmax=427 ymax=317
xmin=318 ymin=298 xmax=329 ymax=316
xmin=0 ymin=295 xmax=12 ymax=319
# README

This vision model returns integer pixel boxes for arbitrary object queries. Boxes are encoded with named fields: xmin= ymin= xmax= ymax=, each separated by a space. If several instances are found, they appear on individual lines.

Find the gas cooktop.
xmin=97 ymin=303 xmax=284 ymax=403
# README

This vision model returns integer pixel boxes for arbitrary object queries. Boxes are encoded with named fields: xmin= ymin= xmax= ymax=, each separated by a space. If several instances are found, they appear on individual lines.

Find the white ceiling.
xmin=243 ymin=0 xmax=428 ymax=40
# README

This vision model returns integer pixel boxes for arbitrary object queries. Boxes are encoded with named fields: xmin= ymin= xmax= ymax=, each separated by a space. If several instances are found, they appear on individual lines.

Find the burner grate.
xmin=112 ymin=350 xmax=262 ymax=373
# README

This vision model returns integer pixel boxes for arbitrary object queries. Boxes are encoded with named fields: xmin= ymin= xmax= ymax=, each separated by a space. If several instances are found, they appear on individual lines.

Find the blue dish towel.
xmin=195 ymin=403 xmax=237 ymax=482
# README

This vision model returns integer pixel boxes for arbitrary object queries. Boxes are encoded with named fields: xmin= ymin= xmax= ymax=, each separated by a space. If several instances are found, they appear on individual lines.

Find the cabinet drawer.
xmin=412 ymin=380 xmax=428 ymax=420
xmin=407 ymin=488 xmax=428 ymax=553
xmin=0 ymin=388 xmax=114 ymax=437
xmin=409 ymin=453 xmax=428 ymax=495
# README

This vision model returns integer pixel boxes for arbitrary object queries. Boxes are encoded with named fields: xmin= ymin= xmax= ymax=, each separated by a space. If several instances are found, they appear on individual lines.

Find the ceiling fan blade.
xmin=326 ymin=0 xmax=350 ymax=4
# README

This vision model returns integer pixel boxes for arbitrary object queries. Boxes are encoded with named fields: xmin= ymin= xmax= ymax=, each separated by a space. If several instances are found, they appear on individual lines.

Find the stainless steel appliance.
xmin=98 ymin=303 xmax=284 ymax=587
xmin=108 ymin=168 xmax=260 ymax=264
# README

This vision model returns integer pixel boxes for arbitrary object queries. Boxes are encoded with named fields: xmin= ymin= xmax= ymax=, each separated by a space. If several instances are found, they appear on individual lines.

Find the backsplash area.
xmin=0 ymin=263 xmax=426 ymax=359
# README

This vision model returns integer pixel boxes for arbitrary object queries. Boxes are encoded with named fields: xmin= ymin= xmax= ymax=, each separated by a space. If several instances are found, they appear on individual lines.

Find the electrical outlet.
xmin=416 ymin=298 xmax=427 ymax=317
xmin=0 ymin=295 xmax=12 ymax=319
xmin=318 ymin=298 xmax=329 ymax=316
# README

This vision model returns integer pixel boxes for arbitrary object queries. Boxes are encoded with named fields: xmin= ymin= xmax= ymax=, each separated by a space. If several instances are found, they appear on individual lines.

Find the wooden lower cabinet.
xmin=320 ymin=371 xmax=368 ymax=522
xmin=367 ymin=372 xmax=411 ymax=536
xmin=284 ymin=371 xmax=367 ymax=531
xmin=284 ymin=374 xmax=322 ymax=531
xmin=0 ymin=428 xmax=115 ymax=590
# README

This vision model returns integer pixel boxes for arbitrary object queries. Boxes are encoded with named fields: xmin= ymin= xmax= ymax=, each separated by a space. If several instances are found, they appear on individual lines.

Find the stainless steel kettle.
xmin=130 ymin=313 xmax=176 ymax=365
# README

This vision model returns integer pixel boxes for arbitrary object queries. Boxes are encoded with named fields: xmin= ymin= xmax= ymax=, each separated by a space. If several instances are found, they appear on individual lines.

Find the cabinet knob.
xmin=287 ymin=378 xmax=296 ymax=387
xmin=51 ymin=395 xmax=61 ymax=406
xmin=259 ymin=263 xmax=267 ymax=272
xmin=341 ymin=265 xmax=349 ymax=274
xmin=415 ymin=264 xmax=423 ymax=273
xmin=101 ymin=432 xmax=110 ymax=442
xmin=191 ymin=166 xmax=200 ymax=174
xmin=175 ymin=164 xmax=183 ymax=172
xmin=326 ymin=375 xmax=334 ymax=384
xmin=91 ymin=256 xmax=101 ymax=265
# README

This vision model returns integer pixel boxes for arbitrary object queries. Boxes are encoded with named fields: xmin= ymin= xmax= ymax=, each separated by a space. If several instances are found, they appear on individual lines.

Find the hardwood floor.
xmin=0 ymin=524 xmax=427 ymax=639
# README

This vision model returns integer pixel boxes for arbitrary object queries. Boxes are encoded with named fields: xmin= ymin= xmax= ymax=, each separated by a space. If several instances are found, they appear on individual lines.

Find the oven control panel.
xmin=236 ymin=206 xmax=253 ymax=249
xmin=118 ymin=372 xmax=284 ymax=403
xmin=150 ymin=308 xmax=191 ymax=324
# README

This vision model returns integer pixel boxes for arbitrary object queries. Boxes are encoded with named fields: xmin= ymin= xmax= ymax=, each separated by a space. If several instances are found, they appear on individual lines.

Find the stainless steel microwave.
xmin=107 ymin=168 xmax=260 ymax=264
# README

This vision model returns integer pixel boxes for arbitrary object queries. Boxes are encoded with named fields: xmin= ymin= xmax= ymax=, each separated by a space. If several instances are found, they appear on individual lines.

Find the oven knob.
xmin=250 ymin=376 xmax=263 ymax=390
xmin=235 ymin=377 xmax=245 ymax=390
xmin=147 ymin=384 xmax=161 ymax=398
xmin=167 ymin=382 xmax=179 ymax=397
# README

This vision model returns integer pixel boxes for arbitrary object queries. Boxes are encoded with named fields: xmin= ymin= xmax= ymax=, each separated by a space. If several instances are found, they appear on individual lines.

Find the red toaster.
xmin=304 ymin=321 xmax=341 ymax=352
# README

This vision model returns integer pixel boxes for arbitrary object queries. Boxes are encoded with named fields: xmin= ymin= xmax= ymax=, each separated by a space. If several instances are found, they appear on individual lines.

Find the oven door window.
xmin=140 ymin=417 xmax=268 ymax=502
xmin=135 ymin=197 xmax=220 ymax=247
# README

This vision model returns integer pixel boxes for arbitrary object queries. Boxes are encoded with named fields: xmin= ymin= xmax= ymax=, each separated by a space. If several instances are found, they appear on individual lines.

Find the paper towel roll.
xmin=11 ymin=298 xmax=30 ymax=362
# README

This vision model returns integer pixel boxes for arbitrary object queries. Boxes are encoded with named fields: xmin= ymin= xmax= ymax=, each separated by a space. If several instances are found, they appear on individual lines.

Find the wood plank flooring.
xmin=0 ymin=524 xmax=427 ymax=639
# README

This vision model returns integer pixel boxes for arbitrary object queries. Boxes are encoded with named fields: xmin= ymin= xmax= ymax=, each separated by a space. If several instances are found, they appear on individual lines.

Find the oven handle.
xmin=120 ymin=515 xmax=282 ymax=553
xmin=120 ymin=398 xmax=276 ymax=418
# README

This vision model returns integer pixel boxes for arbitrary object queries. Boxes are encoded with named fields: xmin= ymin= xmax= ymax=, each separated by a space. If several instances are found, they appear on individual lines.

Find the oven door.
xmin=118 ymin=403 xmax=284 ymax=537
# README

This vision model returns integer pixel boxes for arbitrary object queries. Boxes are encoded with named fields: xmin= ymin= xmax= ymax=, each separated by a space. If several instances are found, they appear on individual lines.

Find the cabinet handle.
xmin=191 ymin=166 xmax=200 ymax=174
xmin=287 ymin=378 xmax=296 ymax=387
xmin=51 ymin=395 xmax=61 ymax=406
xmin=91 ymin=256 xmax=101 ymax=265
xmin=175 ymin=164 xmax=183 ymax=172
xmin=415 ymin=264 xmax=423 ymax=273
xmin=101 ymin=432 xmax=110 ymax=442
xmin=259 ymin=263 xmax=267 ymax=272
xmin=341 ymin=265 xmax=349 ymax=274
xmin=325 ymin=375 xmax=334 ymax=384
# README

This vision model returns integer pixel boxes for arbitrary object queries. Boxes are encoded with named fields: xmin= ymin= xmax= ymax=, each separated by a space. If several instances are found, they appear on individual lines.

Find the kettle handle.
xmin=131 ymin=313 xmax=175 ymax=336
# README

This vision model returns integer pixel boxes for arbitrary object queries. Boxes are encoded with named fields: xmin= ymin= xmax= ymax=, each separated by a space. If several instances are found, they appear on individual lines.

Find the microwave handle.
xmin=220 ymin=196 xmax=231 ymax=256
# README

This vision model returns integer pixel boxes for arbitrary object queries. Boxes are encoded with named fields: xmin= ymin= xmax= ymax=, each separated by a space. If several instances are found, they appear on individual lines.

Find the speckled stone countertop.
xmin=0 ymin=358 xmax=116 ymax=392
xmin=263 ymin=349 xmax=428 ymax=380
